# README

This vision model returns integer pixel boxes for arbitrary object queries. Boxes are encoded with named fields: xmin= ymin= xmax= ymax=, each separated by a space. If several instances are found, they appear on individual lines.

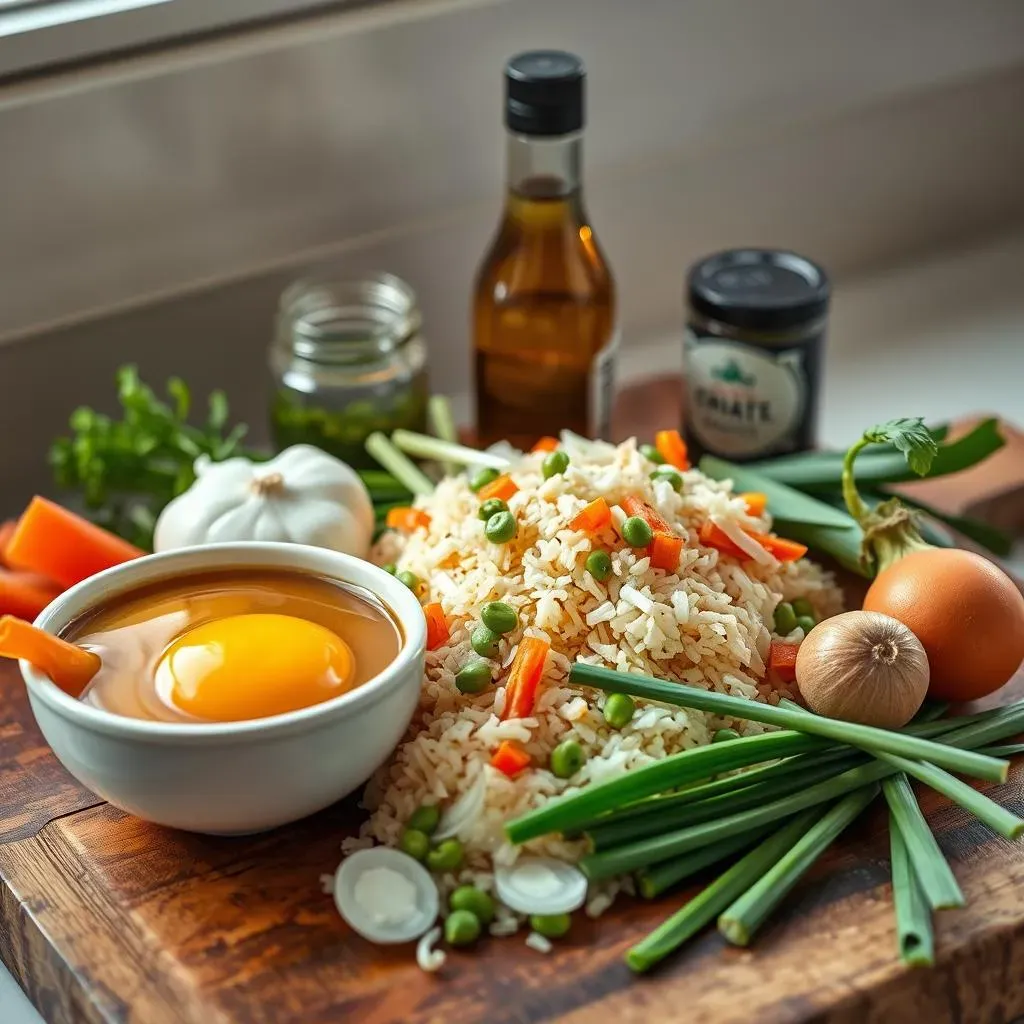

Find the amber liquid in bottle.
xmin=473 ymin=131 xmax=616 ymax=450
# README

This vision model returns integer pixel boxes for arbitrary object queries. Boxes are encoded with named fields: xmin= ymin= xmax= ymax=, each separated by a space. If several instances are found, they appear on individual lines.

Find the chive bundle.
xmin=504 ymin=664 xmax=1024 ymax=972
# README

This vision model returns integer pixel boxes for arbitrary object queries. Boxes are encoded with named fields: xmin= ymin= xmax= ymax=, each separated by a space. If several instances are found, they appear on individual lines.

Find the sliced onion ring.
xmin=334 ymin=848 xmax=439 ymax=944
xmin=495 ymin=856 xmax=588 ymax=915
xmin=434 ymin=769 xmax=488 ymax=841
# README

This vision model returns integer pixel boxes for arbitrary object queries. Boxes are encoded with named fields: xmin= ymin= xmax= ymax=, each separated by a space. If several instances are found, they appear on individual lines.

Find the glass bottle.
xmin=473 ymin=50 xmax=617 ymax=450
xmin=269 ymin=271 xmax=428 ymax=469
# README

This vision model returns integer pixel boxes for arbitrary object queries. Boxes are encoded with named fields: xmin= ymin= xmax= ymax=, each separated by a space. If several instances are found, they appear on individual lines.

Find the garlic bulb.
xmin=154 ymin=445 xmax=374 ymax=557
xmin=795 ymin=611 xmax=929 ymax=728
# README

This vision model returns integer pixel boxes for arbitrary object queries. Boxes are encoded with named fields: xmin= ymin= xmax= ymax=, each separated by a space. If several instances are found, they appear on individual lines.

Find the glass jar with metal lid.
xmin=683 ymin=248 xmax=831 ymax=463
xmin=270 ymin=271 xmax=429 ymax=468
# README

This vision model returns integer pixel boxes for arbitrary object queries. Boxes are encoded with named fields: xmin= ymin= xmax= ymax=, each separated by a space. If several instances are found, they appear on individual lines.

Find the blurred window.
xmin=0 ymin=0 xmax=360 ymax=80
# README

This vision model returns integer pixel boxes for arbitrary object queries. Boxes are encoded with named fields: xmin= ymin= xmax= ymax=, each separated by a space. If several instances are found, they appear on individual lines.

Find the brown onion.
xmin=795 ymin=610 xmax=929 ymax=728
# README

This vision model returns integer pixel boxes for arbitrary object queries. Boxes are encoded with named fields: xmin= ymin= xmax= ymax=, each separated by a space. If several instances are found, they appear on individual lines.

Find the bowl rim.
xmin=20 ymin=541 xmax=426 ymax=744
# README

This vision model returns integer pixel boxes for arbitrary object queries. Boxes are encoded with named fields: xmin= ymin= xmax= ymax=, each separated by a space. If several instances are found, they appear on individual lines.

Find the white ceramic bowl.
xmin=20 ymin=542 xmax=426 ymax=835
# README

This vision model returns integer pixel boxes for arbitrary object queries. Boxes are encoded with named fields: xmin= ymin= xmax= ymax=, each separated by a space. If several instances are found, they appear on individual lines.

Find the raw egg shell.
xmin=155 ymin=612 xmax=356 ymax=722
xmin=863 ymin=548 xmax=1024 ymax=702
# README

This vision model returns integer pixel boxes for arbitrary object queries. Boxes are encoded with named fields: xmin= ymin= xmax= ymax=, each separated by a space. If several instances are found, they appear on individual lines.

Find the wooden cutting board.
xmin=1 ymin=406 xmax=1023 ymax=1024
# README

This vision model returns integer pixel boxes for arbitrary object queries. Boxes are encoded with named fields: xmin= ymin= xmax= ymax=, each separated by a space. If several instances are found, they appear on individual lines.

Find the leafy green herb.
xmin=50 ymin=366 xmax=259 ymax=550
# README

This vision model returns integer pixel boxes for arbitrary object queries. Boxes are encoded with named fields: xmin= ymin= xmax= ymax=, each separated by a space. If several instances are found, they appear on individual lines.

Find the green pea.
xmin=792 ymin=597 xmax=816 ymax=620
xmin=713 ymin=728 xmax=742 ymax=743
xmin=381 ymin=562 xmax=397 ymax=575
xmin=797 ymin=615 xmax=817 ymax=635
xmin=426 ymin=838 xmax=464 ymax=873
xmin=406 ymin=804 xmax=441 ymax=835
xmin=529 ymin=912 xmax=572 ymax=939
xmin=471 ymin=624 xmax=501 ymax=658
xmin=639 ymin=443 xmax=665 ymax=464
xmin=444 ymin=909 xmax=481 ymax=946
xmin=773 ymin=602 xmax=798 ymax=635
xmin=399 ymin=828 xmax=430 ymax=861
xmin=549 ymin=739 xmax=587 ymax=779
xmin=449 ymin=885 xmax=496 ymax=924
xmin=651 ymin=467 xmax=683 ymax=492
xmin=585 ymin=549 xmax=613 ymax=582
xmin=603 ymin=692 xmax=635 ymax=729
xmin=456 ymin=659 xmax=492 ymax=694
xmin=622 ymin=515 xmax=654 ymax=548
xmin=396 ymin=570 xmax=421 ymax=593
xmin=469 ymin=467 xmax=500 ymax=493
xmin=485 ymin=510 xmax=517 ymax=544
xmin=481 ymin=601 xmax=518 ymax=635
xmin=478 ymin=497 xmax=509 ymax=521
xmin=542 ymin=450 xmax=570 ymax=479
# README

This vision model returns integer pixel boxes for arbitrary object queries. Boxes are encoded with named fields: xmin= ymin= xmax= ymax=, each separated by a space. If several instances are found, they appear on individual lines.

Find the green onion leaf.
xmin=890 ymin=812 xmax=935 ymax=966
xmin=718 ymin=785 xmax=879 ymax=946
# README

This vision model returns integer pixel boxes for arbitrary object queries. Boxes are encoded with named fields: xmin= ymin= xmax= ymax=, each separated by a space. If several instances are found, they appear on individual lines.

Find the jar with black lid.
xmin=683 ymin=249 xmax=830 ymax=463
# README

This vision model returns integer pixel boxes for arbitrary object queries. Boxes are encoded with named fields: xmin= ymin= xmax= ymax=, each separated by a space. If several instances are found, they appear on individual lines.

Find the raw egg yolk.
xmin=155 ymin=613 xmax=356 ymax=722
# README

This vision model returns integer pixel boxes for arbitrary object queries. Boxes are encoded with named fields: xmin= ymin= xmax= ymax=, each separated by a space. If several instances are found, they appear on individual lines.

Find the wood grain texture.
xmin=0 ymin=404 xmax=1020 ymax=1024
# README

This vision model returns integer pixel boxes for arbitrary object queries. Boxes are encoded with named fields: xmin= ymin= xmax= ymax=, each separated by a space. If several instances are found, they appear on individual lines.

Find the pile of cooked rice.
xmin=345 ymin=434 xmax=843 ymax=932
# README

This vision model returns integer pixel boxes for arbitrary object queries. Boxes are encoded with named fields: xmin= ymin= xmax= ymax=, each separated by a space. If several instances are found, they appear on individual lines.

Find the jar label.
xmin=683 ymin=331 xmax=807 ymax=458
xmin=589 ymin=329 xmax=619 ymax=439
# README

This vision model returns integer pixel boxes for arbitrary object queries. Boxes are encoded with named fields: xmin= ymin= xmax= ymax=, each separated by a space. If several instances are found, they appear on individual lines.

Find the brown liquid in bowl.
xmin=63 ymin=568 xmax=401 ymax=723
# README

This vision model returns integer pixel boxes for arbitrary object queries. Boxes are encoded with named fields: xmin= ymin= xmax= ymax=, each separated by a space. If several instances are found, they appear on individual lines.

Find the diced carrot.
xmin=568 ymin=497 xmax=611 ymax=533
xmin=501 ymin=636 xmax=550 ymax=721
xmin=385 ymin=507 xmax=432 ymax=532
xmin=740 ymin=492 xmax=767 ymax=517
xmin=5 ymin=498 xmax=143 ymax=590
xmin=650 ymin=532 xmax=684 ymax=572
xmin=0 ymin=615 xmax=100 ymax=696
xmin=531 ymin=436 xmax=560 ymax=453
xmin=0 ymin=520 xmax=17 ymax=567
xmin=699 ymin=520 xmax=748 ymax=560
xmin=655 ymin=429 xmax=690 ymax=470
xmin=746 ymin=530 xmax=808 ymax=563
xmin=490 ymin=740 xmax=531 ymax=777
xmin=478 ymin=474 xmax=518 ymax=503
xmin=621 ymin=495 xmax=671 ymax=535
xmin=0 ymin=571 xmax=62 ymax=622
xmin=769 ymin=640 xmax=800 ymax=683
xmin=423 ymin=602 xmax=450 ymax=651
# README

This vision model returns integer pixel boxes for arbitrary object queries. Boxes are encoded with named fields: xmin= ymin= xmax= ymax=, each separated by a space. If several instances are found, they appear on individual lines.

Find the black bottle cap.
xmin=687 ymin=249 xmax=831 ymax=332
xmin=505 ymin=50 xmax=585 ymax=137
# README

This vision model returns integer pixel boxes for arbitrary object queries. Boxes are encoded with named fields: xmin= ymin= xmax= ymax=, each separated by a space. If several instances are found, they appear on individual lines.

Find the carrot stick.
xmin=746 ymin=530 xmax=808 ymax=563
xmin=621 ymin=495 xmax=671 ymax=535
xmin=769 ymin=640 xmax=800 ymax=683
xmin=568 ymin=497 xmax=611 ymax=533
xmin=491 ymin=740 xmax=531 ymax=777
xmin=0 ymin=571 xmax=62 ymax=621
xmin=531 ymin=437 xmax=560 ymax=453
xmin=501 ymin=636 xmax=550 ymax=721
xmin=740 ymin=492 xmax=767 ymax=517
xmin=650 ymin=533 xmax=684 ymax=572
xmin=477 ymin=474 xmax=518 ymax=503
xmin=423 ymin=602 xmax=450 ymax=651
xmin=0 ymin=520 xmax=17 ymax=567
xmin=385 ymin=507 xmax=432 ymax=532
xmin=699 ymin=520 xmax=748 ymax=560
xmin=0 ymin=615 xmax=100 ymax=696
xmin=655 ymin=429 xmax=690 ymax=470
xmin=5 ymin=498 xmax=143 ymax=590
xmin=699 ymin=520 xmax=807 ymax=563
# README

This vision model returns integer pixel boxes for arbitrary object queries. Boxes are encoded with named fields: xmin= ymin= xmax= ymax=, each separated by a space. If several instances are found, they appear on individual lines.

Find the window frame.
xmin=0 ymin=0 xmax=358 ymax=81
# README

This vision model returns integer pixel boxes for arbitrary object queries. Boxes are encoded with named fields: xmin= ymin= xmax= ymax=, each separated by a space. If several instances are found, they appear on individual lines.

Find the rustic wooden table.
xmin=0 ymin=398 xmax=1022 ymax=1024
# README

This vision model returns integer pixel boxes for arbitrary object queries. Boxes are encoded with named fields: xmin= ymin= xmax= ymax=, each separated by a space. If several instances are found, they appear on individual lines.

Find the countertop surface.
xmin=2 ymin=234 xmax=1023 ymax=1023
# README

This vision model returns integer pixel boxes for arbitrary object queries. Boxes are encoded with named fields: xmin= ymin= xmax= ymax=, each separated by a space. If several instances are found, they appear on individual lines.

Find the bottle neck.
xmin=505 ymin=131 xmax=582 ymax=199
